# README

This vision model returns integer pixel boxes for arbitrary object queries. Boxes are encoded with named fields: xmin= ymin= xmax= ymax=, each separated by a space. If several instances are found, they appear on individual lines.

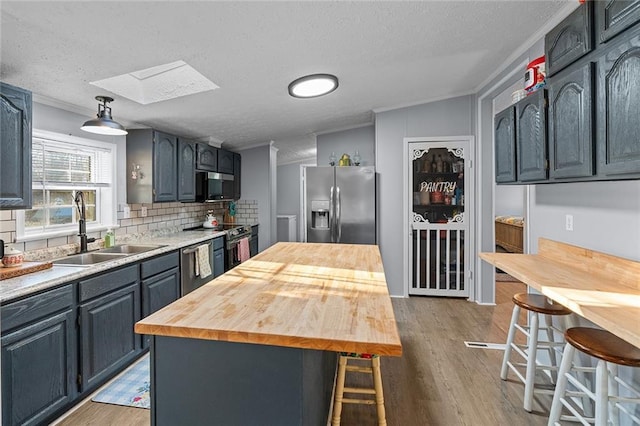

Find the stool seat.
xmin=512 ymin=293 xmax=572 ymax=316
xmin=565 ymin=327 xmax=640 ymax=367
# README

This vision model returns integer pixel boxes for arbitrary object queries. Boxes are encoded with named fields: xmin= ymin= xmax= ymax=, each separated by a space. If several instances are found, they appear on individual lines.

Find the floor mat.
xmin=92 ymin=354 xmax=150 ymax=409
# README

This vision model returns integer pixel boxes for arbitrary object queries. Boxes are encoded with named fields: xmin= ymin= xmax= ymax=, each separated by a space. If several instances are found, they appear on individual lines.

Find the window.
xmin=16 ymin=130 xmax=117 ymax=241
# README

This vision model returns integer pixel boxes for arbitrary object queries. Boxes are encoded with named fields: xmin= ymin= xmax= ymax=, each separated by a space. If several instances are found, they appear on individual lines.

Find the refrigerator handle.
xmin=336 ymin=186 xmax=342 ymax=243
xmin=330 ymin=185 xmax=335 ymax=243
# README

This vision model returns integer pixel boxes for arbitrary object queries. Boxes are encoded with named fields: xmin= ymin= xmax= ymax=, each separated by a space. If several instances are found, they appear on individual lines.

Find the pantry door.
xmin=408 ymin=139 xmax=472 ymax=297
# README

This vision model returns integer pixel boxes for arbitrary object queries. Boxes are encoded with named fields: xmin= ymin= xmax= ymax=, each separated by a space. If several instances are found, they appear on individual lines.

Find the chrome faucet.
xmin=74 ymin=191 xmax=95 ymax=253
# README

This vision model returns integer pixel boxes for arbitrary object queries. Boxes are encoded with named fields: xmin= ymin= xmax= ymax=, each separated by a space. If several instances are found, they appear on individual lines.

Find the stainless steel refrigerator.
xmin=305 ymin=166 xmax=376 ymax=244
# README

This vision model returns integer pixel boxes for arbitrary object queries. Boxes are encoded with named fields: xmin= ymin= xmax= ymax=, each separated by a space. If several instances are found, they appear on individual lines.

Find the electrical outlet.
xmin=141 ymin=206 xmax=148 ymax=217
xmin=565 ymin=214 xmax=573 ymax=231
xmin=123 ymin=206 xmax=131 ymax=219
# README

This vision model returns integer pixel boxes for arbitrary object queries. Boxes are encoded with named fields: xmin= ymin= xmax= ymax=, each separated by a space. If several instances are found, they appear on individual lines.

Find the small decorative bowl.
xmin=2 ymin=247 xmax=24 ymax=268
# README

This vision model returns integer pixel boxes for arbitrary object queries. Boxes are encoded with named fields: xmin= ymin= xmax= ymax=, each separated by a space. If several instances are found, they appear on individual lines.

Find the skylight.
xmin=90 ymin=60 xmax=219 ymax=105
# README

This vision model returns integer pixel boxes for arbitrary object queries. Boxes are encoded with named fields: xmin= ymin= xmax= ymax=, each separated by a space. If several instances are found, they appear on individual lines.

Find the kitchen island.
xmin=135 ymin=242 xmax=402 ymax=426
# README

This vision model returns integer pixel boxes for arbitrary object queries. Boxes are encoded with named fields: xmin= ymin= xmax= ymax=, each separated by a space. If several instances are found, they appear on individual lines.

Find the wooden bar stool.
xmin=548 ymin=327 xmax=640 ymax=426
xmin=332 ymin=352 xmax=386 ymax=426
xmin=501 ymin=293 xmax=573 ymax=412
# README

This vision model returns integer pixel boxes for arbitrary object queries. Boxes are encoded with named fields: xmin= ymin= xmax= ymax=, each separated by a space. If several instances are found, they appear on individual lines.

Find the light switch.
xmin=565 ymin=214 xmax=573 ymax=231
xmin=123 ymin=206 xmax=131 ymax=219
xmin=141 ymin=206 xmax=148 ymax=217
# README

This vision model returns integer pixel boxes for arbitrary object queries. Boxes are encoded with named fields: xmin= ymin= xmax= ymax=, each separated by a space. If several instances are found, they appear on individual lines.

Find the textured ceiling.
xmin=0 ymin=1 xmax=569 ymax=164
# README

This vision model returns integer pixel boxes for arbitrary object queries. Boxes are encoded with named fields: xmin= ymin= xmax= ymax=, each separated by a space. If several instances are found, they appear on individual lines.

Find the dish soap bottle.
xmin=105 ymin=229 xmax=115 ymax=248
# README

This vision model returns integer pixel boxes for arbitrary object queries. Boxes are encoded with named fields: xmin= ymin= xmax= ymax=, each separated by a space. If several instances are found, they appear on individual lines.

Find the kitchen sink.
xmin=98 ymin=244 xmax=166 ymax=254
xmin=52 ymin=252 xmax=129 ymax=266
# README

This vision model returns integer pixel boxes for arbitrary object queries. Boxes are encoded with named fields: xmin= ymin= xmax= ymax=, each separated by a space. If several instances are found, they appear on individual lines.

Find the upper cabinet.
xmin=177 ymin=139 xmax=196 ymax=202
xmin=548 ymin=60 xmax=595 ymax=179
xmin=494 ymin=0 xmax=640 ymax=185
xmin=596 ymin=0 xmax=640 ymax=43
xmin=127 ymin=129 xmax=177 ymax=203
xmin=218 ymin=149 xmax=234 ymax=174
xmin=196 ymin=144 xmax=218 ymax=172
xmin=516 ymin=90 xmax=548 ymax=182
xmin=545 ymin=0 xmax=593 ymax=76
xmin=233 ymin=152 xmax=242 ymax=200
xmin=0 ymin=82 xmax=32 ymax=210
xmin=494 ymin=107 xmax=517 ymax=183
xmin=596 ymin=24 xmax=640 ymax=176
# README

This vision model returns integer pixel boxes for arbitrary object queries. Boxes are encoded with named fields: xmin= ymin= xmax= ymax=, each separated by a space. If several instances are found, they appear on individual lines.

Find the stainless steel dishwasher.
xmin=180 ymin=239 xmax=214 ymax=296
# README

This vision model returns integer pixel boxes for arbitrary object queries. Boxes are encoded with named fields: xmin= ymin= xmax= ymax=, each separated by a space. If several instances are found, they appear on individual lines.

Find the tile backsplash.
xmin=0 ymin=200 xmax=259 ymax=261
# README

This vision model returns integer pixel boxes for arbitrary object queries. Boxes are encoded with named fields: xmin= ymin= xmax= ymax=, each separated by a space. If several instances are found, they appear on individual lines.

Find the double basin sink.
xmin=53 ymin=244 xmax=165 ymax=266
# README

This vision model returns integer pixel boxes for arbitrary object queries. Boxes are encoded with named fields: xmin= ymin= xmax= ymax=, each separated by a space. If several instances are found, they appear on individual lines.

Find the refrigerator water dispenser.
xmin=310 ymin=200 xmax=330 ymax=229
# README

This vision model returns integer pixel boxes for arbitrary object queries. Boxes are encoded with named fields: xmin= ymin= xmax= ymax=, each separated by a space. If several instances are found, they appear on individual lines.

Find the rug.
xmin=92 ymin=354 xmax=150 ymax=409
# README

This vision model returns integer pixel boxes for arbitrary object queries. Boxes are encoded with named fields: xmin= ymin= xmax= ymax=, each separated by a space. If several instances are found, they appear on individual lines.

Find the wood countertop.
xmin=480 ymin=238 xmax=640 ymax=348
xmin=135 ymin=242 xmax=403 ymax=356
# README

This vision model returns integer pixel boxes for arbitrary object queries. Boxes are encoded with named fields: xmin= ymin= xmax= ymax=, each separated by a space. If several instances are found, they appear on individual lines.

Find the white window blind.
xmin=16 ymin=130 xmax=117 ymax=242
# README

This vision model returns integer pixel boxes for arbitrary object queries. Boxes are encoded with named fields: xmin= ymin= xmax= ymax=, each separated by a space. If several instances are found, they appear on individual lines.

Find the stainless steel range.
xmin=223 ymin=224 xmax=253 ymax=270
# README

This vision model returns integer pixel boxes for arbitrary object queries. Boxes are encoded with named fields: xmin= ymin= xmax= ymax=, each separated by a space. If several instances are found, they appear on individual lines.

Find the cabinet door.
xmin=153 ymin=131 xmax=178 ymax=202
xmin=494 ymin=107 xmax=517 ymax=183
xmin=178 ymin=139 xmax=196 ymax=202
xmin=1 ymin=309 xmax=76 ymax=426
xmin=218 ymin=149 xmax=234 ymax=174
xmin=79 ymin=282 xmax=141 ymax=391
xmin=548 ymin=61 xmax=595 ymax=179
xmin=0 ymin=82 xmax=32 ymax=210
xmin=141 ymin=267 xmax=179 ymax=347
xmin=596 ymin=0 xmax=640 ymax=43
xmin=233 ymin=152 xmax=241 ymax=200
xmin=545 ymin=1 xmax=594 ymax=76
xmin=196 ymin=144 xmax=218 ymax=172
xmin=213 ymin=248 xmax=225 ymax=278
xmin=597 ymin=25 xmax=640 ymax=176
xmin=516 ymin=91 xmax=548 ymax=182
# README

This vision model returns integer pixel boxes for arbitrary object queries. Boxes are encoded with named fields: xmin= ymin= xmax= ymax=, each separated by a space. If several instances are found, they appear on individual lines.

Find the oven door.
xmin=226 ymin=236 xmax=253 ymax=271
xmin=180 ymin=240 xmax=214 ymax=296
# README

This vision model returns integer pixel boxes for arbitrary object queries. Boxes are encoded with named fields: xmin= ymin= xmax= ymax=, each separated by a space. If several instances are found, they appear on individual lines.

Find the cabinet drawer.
xmin=1 ymin=284 xmax=73 ymax=333
xmin=141 ymin=251 xmax=179 ymax=279
xmin=79 ymin=265 xmax=138 ymax=302
xmin=213 ymin=236 xmax=224 ymax=251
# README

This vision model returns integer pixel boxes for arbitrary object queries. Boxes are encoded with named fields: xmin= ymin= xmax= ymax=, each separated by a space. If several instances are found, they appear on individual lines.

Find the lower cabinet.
xmin=1 ymin=285 xmax=76 ymax=426
xmin=213 ymin=236 xmax=225 ymax=278
xmin=141 ymin=252 xmax=180 ymax=348
xmin=78 ymin=265 xmax=141 ymax=392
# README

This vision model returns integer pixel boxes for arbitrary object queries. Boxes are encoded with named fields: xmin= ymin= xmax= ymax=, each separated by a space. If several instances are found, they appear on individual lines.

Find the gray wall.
xmin=317 ymin=125 xmax=375 ymax=167
xmin=495 ymin=186 xmax=525 ymax=216
xmin=375 ymin=95 xmax=474 ymax=296
xmin=240 ymin=144 xmax=275 ymax=252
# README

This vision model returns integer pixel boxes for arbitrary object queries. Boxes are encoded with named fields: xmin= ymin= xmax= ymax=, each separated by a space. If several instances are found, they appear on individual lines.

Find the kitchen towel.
xmin=238 ymin=237 xmax=250 ymax=263
xmin=197 ymin=244 xmax=212 ymax=279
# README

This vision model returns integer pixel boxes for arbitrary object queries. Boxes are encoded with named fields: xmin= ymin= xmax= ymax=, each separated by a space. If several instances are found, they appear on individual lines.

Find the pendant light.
xmin=288 ymin=74 xmax=338 ymax=98
xmin=81 ymin=96 xmax=128 ymax=135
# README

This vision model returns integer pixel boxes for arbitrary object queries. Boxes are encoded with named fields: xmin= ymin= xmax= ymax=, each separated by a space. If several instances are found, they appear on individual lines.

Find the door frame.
xmin=403 ymin=136 xmax=475 ymax=299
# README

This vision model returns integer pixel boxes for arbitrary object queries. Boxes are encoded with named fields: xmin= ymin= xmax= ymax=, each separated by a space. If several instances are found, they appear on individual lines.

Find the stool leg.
xmin=607 ymin=362 xmax=619 ymax=426
xmin=548 ymin=342 xmax=576 ymax=426
xmin=595 ymin=359 xmax=608 ymax=426
xmin=332 ymin=356 xmax=347 ymax=426
xmin=371 ymin=357 xmax=387 ymax=426
xmin=524 ymin=312 xmax=539 ymax=412
xmin=501 ymin=304 xmax=521 ymax=380
xmin=544 ymin=314 xmax=559 ymax=384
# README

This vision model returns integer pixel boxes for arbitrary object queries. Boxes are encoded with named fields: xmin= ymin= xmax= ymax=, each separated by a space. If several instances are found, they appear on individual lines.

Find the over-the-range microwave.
xmin=195 ymin=172 xmax=235 ymax=202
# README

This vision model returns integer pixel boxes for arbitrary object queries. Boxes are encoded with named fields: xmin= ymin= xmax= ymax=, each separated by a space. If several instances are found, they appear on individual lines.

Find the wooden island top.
xmin=480 ymin=238 xmax=640 ymax=348
xmin=135 ymin=242 xmax=402 ymax=356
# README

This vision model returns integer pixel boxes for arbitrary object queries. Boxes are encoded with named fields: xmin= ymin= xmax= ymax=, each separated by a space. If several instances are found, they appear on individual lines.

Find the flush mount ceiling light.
xmin=81 ymin=96 xmax=128 ymax=135
xmin=288 ymin=74 xmax=339 ymax=98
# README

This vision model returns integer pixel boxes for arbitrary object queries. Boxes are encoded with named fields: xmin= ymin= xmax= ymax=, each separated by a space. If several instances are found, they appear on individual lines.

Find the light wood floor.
xmin=56 ymin=281 xmax=552 ymax=426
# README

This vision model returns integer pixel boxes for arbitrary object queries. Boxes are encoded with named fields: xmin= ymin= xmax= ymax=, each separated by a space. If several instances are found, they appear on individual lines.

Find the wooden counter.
xmin=480 ymin=238 xmax=640 ymax=348
xmin=135 ymin=242 xmax=401 ymax=426
xmin=136 ymin=242 xmax=401 ymax=356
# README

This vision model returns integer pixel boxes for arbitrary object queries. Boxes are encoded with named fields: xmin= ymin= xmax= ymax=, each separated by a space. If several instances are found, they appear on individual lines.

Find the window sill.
xmin=15 ymin=225 xmax=119 ymax=243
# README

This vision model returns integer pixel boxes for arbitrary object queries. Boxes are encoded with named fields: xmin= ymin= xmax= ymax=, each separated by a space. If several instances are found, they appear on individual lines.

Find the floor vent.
xmin=464 ymin=341 xmax=506 ymax=350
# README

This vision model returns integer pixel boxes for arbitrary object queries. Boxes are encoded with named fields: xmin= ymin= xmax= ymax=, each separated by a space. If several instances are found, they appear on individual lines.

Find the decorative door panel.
xmin=410 ymin=141 xmax=470 ymax=297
